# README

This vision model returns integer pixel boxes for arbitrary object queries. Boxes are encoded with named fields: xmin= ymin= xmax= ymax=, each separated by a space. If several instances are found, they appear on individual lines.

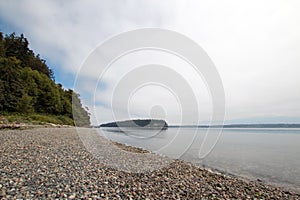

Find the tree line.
xmin=0 ymin=32 xmax=90 ymax=126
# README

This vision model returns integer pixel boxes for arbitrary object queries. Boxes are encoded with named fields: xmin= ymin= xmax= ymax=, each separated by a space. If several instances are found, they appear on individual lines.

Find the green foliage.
xmin=0 ymin=57 xmax=23 ymax=111
xmin=3 ymin=32 xmax=54 ymax=79
xmin=16 ymin=93 xmax=33 ymax=113
xmin=72 ymin=92 xmax=90 ymax=127
xmin=3 ymin=113 xmax=75 ymax=125
xmin=0 ymin=33 xmax=5 ymax=57
xmin=0 ymin=32 xmax=90 ymax=126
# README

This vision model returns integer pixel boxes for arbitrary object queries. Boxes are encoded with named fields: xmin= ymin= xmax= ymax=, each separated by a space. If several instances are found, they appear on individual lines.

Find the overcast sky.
xmin=1 ymin=0 xmax=300 ymax=125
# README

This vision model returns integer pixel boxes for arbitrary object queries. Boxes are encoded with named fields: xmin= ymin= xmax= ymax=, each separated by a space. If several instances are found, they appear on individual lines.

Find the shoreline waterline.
xmin=98 ymin=127 xmax=300 ymax=193
xmin=0 ymin=127 xmax=299 ymax=199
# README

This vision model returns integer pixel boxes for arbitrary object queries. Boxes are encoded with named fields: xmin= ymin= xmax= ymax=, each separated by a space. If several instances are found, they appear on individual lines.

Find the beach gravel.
xmin=0 ymin=128 xmax=299 ymax=199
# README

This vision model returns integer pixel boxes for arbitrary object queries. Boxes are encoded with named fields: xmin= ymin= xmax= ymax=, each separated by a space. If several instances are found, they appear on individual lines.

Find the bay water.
xmin=98 ymin=127 xmax=300 ymax=191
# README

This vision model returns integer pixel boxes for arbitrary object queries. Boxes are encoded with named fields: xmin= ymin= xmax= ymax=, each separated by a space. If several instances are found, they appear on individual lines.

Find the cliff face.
xmin=99 ymin=119 xmax=168 ymax=130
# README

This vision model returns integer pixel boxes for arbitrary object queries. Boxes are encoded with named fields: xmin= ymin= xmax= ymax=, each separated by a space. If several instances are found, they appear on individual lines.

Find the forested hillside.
xmin=0 ymin=32 xmax=90 ymax=126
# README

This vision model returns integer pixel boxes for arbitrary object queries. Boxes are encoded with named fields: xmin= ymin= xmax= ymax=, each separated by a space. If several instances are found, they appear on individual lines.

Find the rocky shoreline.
xmin=0 ymin=128 xmax=299 ymax=199
xmin=0 ymin=123 xmax=73 ymax=130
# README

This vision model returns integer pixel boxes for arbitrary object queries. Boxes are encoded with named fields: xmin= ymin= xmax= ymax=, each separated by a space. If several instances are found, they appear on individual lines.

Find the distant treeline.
xmin=99 ymin=119 xmax=168 ymax=129
xmin=169 ymin=124 xmax=300 ymax=128
xmin=0 ymin=32 xmax=90 ymax=126
xmin=222 ymin=124 xmax=300 ymax=128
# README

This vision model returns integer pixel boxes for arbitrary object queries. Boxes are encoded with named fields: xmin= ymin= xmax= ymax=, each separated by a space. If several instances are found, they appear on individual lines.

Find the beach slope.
xmin=0 ymin=128 xmax=299 ymax=199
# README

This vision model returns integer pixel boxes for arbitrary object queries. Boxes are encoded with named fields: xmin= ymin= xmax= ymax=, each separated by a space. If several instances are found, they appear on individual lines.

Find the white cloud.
xmin=0 ymin=0 xmax=300 ymax=124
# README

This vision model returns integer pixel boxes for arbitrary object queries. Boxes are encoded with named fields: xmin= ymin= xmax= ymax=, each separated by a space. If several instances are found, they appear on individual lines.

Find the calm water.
xmin=98 ymin=127 xmax=300 ymax=191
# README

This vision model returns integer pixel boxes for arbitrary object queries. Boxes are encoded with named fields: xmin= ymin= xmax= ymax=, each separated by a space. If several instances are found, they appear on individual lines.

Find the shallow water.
xmin=98 ymin=127 xmax=300 ymax=191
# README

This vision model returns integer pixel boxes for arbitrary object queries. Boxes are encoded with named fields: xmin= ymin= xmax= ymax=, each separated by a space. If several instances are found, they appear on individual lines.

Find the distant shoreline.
xmin=169 ymin=123 xmax=300 ymax=128
xmin=98 ymin=119 xmax=168 ymax=130
xmin=95 ymin=122 xmax=300 ymax=129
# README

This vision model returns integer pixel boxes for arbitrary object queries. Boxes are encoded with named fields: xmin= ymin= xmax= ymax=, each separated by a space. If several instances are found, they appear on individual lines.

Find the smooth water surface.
xmin=98 ymin=127 xmax=300 ymax=191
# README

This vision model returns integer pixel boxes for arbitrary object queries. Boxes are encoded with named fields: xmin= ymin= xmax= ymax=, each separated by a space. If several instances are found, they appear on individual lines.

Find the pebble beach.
xmin=0 ymin=128 xmax=299 ymax=199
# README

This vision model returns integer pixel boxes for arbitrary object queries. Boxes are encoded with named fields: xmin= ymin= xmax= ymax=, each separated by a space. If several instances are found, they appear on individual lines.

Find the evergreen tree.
xmin=0 ymin=57 xmax=23 ymax=112
xmin=72 ymin=92 xmax=90 ymax=127
xmin=3 ymin=33 xmax=54 ymax=79
xmin=0 ymin=32 xmax=5 ymax=57
xmin=16 ymin=93 xmax=33 ymax=113
xmin=0 ymin=32 xmax=90 ymax=126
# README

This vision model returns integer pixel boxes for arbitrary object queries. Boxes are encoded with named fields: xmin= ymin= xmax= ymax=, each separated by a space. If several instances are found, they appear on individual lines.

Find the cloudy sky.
xmin=1 ymin=0 xmax=300 ymax=125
